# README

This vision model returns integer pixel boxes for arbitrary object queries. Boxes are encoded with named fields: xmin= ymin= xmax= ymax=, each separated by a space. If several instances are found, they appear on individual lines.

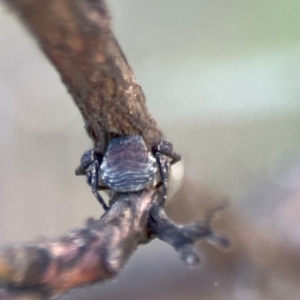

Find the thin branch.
xmin=149 ymin=193 xmax=230 ymax=266
xmin=0 ymin=0 xmax=230 ymax=299
xmin=4 ymin=0 xmax=163 ymax=152
xmin=0 ymin=190 xmax=229 ymax=299
xmin=0 ymin=190 xmax=155 ymax=298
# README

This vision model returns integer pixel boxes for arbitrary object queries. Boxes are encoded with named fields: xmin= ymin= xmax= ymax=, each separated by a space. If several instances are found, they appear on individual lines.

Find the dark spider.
xmin=75 ymin=135 xmax=181 ymax=211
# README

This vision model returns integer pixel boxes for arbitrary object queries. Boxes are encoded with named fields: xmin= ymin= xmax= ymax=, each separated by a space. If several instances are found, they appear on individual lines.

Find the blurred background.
xmin=1 ymin=1 xmax=300 ymax=299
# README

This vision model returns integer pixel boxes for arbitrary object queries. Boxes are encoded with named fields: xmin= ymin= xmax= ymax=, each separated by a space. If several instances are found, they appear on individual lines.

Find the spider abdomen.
xmin=100 ymin=135 xmax=157 ymax=192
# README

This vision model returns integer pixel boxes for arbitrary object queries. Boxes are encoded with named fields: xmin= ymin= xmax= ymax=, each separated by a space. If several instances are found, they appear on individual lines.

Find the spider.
xmin=75 ymin=135 xmax=181 ymax=211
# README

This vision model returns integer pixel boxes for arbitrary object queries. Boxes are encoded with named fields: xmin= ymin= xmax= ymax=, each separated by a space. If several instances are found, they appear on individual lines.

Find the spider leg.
xmin=75 ymin=150 xmax=93 ymax=176
xmin=155 ymin=152 xmax=170 ymax=206
xmin=76 ymin=149 xmax=108 ymax=210
xmin=89 ymin=160 xmax=109 ymax=211
xmin=154 ymin=141 xmax=181 ymax=165
xmin=153 ymin=141 xmax=181 ymax=206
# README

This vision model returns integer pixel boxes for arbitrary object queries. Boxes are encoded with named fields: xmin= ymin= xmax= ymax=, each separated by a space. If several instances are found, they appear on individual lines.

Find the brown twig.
xmin=0 ymin=0 xmax=229 ymax=299
xmin=0 ymin=190 xmax=156 ymax=298
xmin=0 ymin=189 xmax=229 ymax=299
xmin=4 ymin=0 xmax=163 ymax=152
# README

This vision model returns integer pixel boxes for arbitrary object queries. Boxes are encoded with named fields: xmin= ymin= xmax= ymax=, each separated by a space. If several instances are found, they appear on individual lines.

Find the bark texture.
xmin=0 ymin=1 xmax=229 ymax=299
xmin=5 ymin=0 xmax=163 ymax=152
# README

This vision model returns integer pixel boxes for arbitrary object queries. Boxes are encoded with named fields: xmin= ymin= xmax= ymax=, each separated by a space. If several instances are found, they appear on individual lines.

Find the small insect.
xmin=76 ymin=135 xmax=181 ymax=210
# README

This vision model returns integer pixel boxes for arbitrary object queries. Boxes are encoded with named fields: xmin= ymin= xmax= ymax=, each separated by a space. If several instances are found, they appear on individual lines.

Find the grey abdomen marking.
xmin=100 ymin=135 xmax=157 ymax=192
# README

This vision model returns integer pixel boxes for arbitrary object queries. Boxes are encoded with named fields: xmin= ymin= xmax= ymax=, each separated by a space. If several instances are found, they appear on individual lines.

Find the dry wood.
xmin=5 ymin=0 xmax=163 ymax=152
xmin=0 ymin=0 xmax=229 ymax=299
xmin=0 ymin=189 xmax=228 ymax=299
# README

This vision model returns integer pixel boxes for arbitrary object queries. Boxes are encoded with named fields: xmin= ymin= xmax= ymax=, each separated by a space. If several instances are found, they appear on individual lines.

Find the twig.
xmin=0 ymin=190 xmax=155 ymax=298
xmin=0 ymin=190 xmax=229 ymax=299
xmin=0 ymin=0 xmax=230 ymax=299
xmin=149 ymin=193 xmax=230 ymax=266
xmin=4 ymin=0 xmax=163 ymax=152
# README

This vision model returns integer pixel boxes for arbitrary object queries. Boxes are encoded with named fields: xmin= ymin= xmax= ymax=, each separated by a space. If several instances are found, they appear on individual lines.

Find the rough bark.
xmin=5 ymin=0 xmax=163 ymax=152
xmin=1 ymin=0 xmax=230 ymax=299
xmin=0 ymin=189 xmax=229 ymax=299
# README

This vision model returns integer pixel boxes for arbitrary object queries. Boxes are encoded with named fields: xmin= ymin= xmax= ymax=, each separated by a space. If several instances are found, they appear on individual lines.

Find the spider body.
xmin=76 ymin=134 xmax=181 ymax=210
xmin=100 ymin=135 xmax=157 ymax=192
